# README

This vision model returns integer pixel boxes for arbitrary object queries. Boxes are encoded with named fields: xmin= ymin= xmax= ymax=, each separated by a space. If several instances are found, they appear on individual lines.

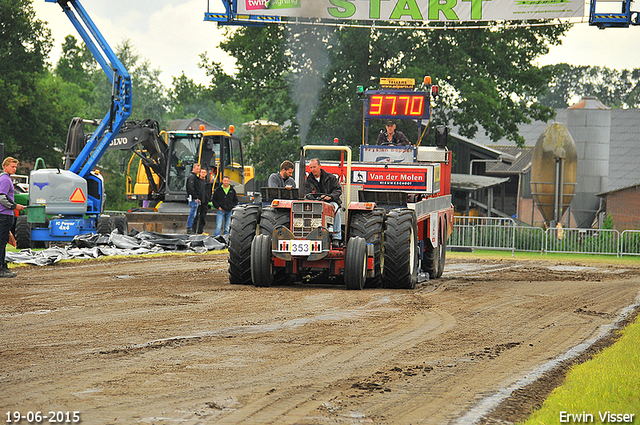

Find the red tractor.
xmin=228 ymin=77 xmax=453 ymax=289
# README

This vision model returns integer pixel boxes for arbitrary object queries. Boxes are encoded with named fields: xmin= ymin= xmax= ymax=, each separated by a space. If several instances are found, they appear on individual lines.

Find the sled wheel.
xmin=344 ymin=236 xmax=367 ymax=290
xmin=383 ymin=208 xmax=418 ymax=289
xmin=349 ymin=209 xmax=384 ymax=288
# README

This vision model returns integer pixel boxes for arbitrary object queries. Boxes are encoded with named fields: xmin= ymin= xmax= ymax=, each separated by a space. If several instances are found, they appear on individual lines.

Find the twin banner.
xmin=240 ymin=0 xmax=584 ymax=21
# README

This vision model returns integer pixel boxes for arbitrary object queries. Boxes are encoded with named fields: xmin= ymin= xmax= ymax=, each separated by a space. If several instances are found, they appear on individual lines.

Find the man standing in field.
xmin=0 ymin=157 xmax=25 ymax=278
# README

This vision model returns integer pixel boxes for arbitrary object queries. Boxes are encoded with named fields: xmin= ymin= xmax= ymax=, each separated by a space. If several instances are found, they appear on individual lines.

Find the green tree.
xmin=0 ymin=0 xmax=69 ymax=165
xmin=86 ymin=39 xmax=168 ymax=122
xmin=540 ymin=64 xmax=640 ymax=108
xmin=218 ymin=25 xmax=297 ymax=124
xmin=216 ymin=22 xmax=570 ymax=150
xmin=244 ymin=124 xmax=299 ymax=182
xmin=168 ymin=72 xmax=250 ymax=131
xmin=55 ymin=35 xmax=96 ymax=94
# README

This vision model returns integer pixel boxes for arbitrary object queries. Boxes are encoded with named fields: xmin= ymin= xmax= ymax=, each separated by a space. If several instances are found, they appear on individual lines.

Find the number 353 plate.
xmin=278 ymin=240 xmax=322 ymax=255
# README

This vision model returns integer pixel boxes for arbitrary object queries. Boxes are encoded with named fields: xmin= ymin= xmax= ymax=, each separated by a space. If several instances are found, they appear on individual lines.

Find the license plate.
xmin=278 ymin=240 xmax=322 ymax=256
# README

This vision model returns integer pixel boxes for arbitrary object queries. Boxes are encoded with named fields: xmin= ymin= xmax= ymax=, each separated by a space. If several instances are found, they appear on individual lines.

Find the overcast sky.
xmin=33 ymin=0 xmax=640 ymax=88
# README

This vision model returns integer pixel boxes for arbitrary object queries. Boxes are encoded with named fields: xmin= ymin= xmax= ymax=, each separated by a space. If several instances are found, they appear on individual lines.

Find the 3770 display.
xmin=365 ymin=93 xmax=428 ymax=119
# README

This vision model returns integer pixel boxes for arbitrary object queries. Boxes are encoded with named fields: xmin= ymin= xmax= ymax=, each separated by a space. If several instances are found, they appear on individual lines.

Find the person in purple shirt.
xmin=0 ymin=157 xmax=25 ymax=278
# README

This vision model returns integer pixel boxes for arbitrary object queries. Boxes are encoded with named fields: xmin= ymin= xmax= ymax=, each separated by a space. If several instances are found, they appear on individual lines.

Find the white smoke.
xmin=287 ymin=24 xmax=333 ymax=145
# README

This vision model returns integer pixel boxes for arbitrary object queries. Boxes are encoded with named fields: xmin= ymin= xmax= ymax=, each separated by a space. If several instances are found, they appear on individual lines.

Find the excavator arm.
xmin=108 ymin=119 xmax=169 ymax=197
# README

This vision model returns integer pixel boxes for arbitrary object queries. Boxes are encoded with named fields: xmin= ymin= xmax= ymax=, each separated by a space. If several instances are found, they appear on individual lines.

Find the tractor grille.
xmin=292 ymin=202 xmax=323 ymax=238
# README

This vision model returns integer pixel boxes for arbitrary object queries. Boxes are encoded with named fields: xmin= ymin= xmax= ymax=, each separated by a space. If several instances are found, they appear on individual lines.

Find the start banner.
xmin=239 ymin=0 xmax=584 ymax=22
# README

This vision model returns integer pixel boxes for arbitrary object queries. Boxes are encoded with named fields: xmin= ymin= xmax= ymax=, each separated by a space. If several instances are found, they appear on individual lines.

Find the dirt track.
xmin=1 ymin=253 xmax=639 ymax=424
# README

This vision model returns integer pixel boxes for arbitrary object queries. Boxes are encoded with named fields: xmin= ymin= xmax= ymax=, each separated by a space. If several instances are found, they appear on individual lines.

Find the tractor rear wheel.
xmin=383 ymin=208 xmax=418 ymax=289
xmin=424 ymin=218 xmax=447 ymax=279
xmin=348 ymin=209 xmax=384 ymax=288
xmin=344 ymin=236 xmax=367 ymax=290
xmin=259 ymin=207 xmax=291 ymax=236
xmin=228 ymin=204 xmax=260 ymax=285
xmin=251 ymin=233 xmax=274 ymax=287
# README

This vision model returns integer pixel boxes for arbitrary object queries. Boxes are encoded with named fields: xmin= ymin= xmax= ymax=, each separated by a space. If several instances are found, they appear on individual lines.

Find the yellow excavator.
xmin=106 ymin=119 xmax=255 ymax=233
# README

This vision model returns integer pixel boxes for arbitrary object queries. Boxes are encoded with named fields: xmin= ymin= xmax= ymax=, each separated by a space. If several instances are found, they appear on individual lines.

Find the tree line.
xmin=2 ymin=1 xmax=640 ymax=209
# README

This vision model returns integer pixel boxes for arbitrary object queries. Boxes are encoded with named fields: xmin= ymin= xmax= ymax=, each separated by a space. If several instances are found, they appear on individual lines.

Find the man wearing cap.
xmin=377 ymin=120 xmax=411 ymax=146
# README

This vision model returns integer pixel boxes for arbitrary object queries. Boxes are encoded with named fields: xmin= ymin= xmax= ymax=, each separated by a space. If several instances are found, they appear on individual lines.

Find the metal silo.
xmin=531 ymin=122 xmax=578 ymax=225
xmin=567 ymin=97 xmax=611 ymax=228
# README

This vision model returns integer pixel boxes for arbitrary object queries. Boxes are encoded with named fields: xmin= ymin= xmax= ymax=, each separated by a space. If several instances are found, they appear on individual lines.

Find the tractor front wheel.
xmin=251 ymin=233 xmax=274 ymax=287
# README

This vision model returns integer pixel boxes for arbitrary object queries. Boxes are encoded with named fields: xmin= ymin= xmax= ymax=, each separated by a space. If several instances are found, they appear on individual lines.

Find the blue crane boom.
xmin=19 ymin=0 xmax=134 ymax=246
xmin=45 ymin=0 xmax=132 ymax=178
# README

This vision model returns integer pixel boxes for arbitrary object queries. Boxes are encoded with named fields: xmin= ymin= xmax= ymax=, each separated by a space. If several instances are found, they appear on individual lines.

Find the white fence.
xmin=450 ymin=217 xmax=640 ymax=257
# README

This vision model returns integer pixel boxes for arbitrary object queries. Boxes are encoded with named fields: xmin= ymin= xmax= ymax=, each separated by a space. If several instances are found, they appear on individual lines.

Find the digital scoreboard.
xmin=364 ymin=91 xmax=429 ymax=120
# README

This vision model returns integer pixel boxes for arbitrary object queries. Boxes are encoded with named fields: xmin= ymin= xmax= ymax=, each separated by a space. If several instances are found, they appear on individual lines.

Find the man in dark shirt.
xmin=185 ymin=163 xmax=201 ymax=234
xmin=303 ymin=158 xmax=342 ymax=247
xmin=194 ymin=167 xmax=211 ymax=234
xmin=377 ymin=120 xmax=410 ymax=146
xmin=212 ymin=175 xmax=238 ymax=237
xmin=268 ymin=160 xmax=296 ymax=189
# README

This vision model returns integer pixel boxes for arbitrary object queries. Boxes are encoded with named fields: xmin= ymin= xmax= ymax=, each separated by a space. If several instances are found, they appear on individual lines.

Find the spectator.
xmin=268 ymin=160 xmax=296 ymax=189
xmin=212 ymin=175 xmax=238 ymax=237
xmin=0 ymin=157 xmax=25 ymax=278
xmin=185 ymin=163 xmax=201 ymax=234
xmin=194 ymin=167 xmax=211 ymax=234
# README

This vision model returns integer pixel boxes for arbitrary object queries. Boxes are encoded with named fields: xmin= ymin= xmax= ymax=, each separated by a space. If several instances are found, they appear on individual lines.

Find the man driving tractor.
xmin=303 ymin=158 xmax=343 ymax=248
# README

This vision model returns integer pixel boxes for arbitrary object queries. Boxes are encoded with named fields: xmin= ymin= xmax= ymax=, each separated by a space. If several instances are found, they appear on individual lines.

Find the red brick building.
xmin=597 ymin=183 xmax=640 ymax=231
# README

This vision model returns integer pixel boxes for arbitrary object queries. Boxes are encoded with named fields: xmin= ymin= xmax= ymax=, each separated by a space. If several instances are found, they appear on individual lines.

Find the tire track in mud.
xmin=195 ymin=308 xmax=456 ymax=424
xmin=3 ymin=255 xmax=640 ymax=424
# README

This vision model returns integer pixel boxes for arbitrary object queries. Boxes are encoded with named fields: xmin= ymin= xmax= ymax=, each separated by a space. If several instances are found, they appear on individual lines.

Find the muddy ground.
xmin=1 ymin=253 xmax=639 ymax=424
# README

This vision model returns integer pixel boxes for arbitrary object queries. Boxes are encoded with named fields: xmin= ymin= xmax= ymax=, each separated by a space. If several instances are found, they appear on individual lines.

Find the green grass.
xmin=451 ymin=249 xmax=640 ymax=424
xmin=448 ymin=249 xmax=640 ymax=266
xmin=521 ymin=315 xmax=640 ymax=424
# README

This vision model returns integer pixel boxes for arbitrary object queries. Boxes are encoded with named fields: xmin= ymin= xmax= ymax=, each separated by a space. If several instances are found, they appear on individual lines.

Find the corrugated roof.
xmin=451 ymin=174 xmax=510 ymax=192
xmin=450 ymin=132 xmax=514 ymax=159
xmin=485 ymin=146 xmax=533 ymax=174
xmin=597 ymin=181 xmax=640 ymax=196
xmin=454 ymin=107 xmax=640 ymax=193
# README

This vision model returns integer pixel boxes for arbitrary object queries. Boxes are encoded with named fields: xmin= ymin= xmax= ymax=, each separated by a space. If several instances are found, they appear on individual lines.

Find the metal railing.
xmin=450 ymin=216 xmax=640 ymax=257
xmin=620 ymin=230 xmax=640 ymax=257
